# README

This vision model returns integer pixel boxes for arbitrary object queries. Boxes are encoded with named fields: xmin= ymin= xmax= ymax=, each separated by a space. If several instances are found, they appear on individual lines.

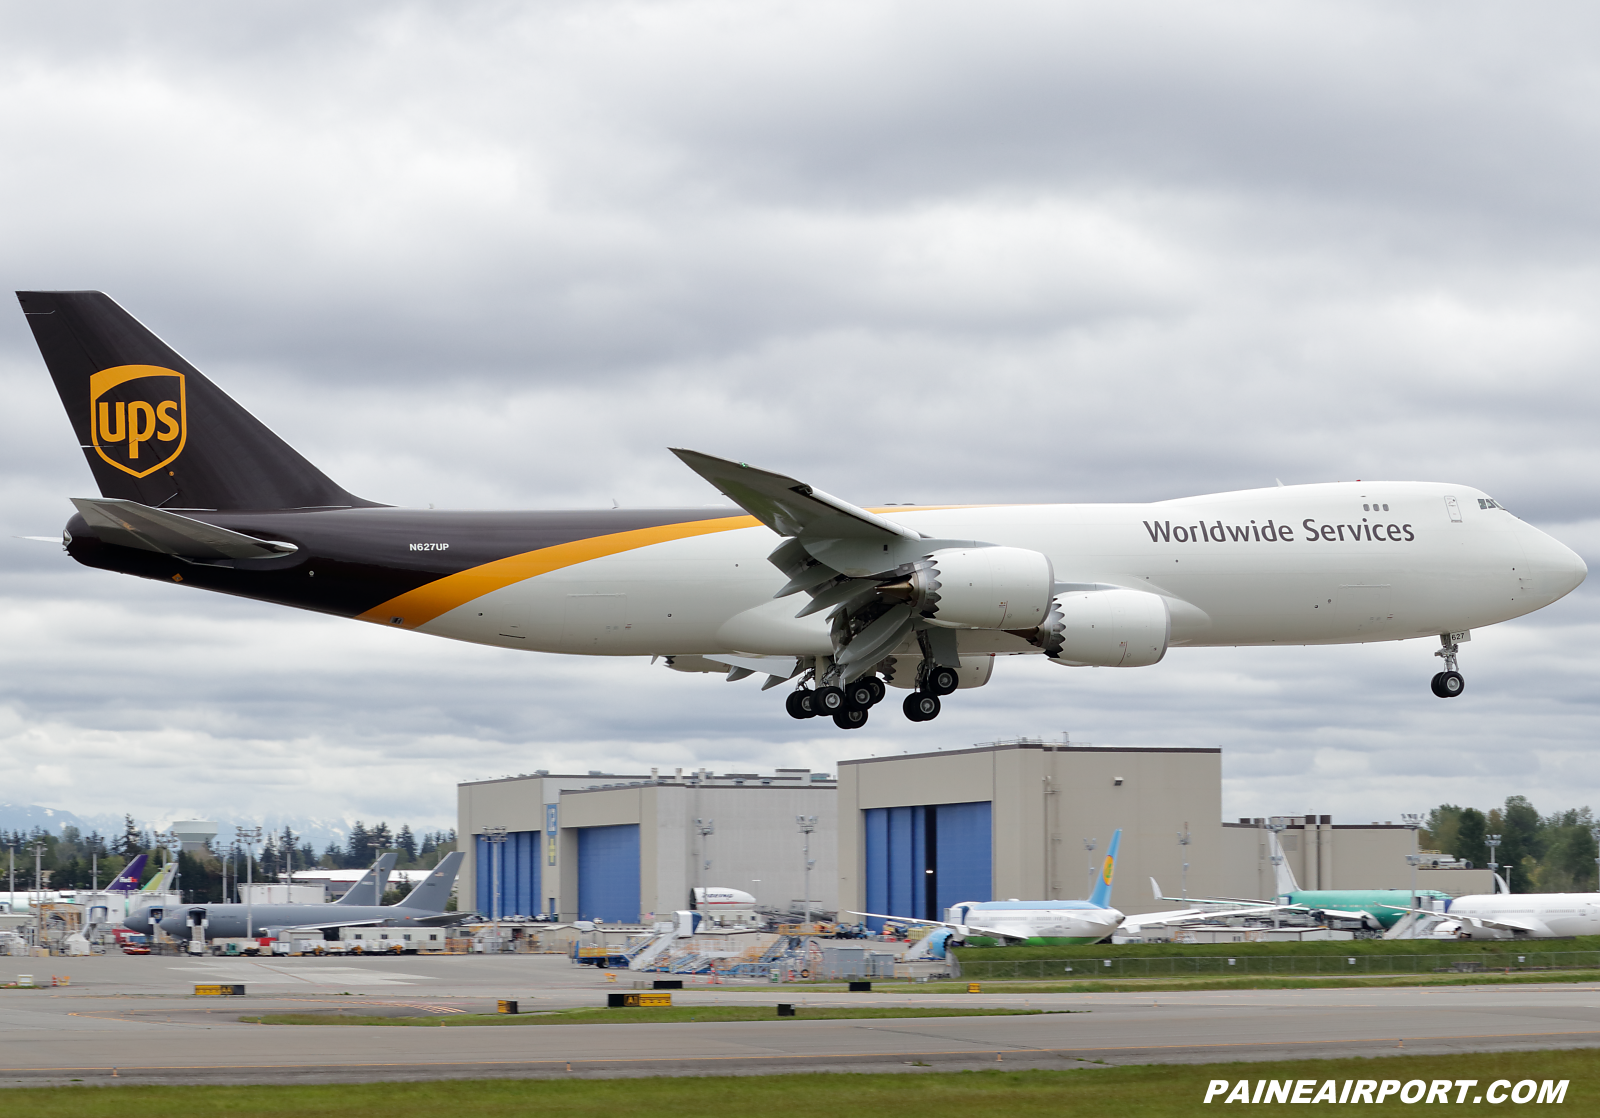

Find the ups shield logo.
xmin=89 ymin=365 xmax=186 ymax=478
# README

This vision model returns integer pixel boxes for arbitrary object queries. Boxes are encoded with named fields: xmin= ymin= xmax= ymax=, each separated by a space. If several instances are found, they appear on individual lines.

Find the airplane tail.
xmin=393 ymin=851 xmax=463 ymax=911
xmin=1088 ymin=829 xmax=1121 ymax=908
xmin=137 ymin=858 xmax=176 ymax=895
xmin=16 ymin=290 xmax=378 ymax=511
xmin=1268 ymin=830 xmax=1300 ymax=896
xmin=334 ymin=853 xmax=398 ymax=907
xmin=106 ymin=853 xmax=147 ymax=894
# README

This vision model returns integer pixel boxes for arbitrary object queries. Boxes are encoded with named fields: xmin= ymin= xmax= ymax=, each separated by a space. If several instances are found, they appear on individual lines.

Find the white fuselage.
xmin=419 ymin=482 xmax=1584 ymax=660
xmin=1439 ymin=893 xmax=1600 ymax=939
xmin=947 ymin=900 xmax=1126 ymax=944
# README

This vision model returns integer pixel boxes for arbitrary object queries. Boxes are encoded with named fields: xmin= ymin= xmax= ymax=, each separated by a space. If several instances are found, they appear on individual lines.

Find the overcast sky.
xmin=3 ymin=1 xmax=1599 ymax=841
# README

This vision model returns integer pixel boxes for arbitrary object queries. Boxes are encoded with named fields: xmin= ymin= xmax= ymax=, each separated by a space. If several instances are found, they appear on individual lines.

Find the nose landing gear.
xmin=1431 ymin=634 xmax=1466 ymax=698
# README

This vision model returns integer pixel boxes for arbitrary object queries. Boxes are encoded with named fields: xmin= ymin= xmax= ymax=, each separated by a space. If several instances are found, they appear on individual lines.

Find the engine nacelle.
xmin=1036 ymin=587 xmax=1170 ymax=667
xmin=910 ymin=546 xmax=1054 ymax=630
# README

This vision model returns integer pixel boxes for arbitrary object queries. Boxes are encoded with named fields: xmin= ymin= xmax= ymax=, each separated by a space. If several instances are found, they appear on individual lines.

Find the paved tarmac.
xmin=4 ymin=954 xmax=1600 ymax=1086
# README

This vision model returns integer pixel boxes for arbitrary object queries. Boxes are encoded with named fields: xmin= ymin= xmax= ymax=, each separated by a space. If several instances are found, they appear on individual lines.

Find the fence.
xmin=959 ymin=951 xmax=1600 ymax=981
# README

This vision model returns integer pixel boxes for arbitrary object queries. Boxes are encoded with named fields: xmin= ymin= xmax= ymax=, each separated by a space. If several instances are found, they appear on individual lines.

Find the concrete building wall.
xmin=1219 ymin=820 xmax=1500 ymax=899
xmin=457 ymin=773 xmax=652 ymax=915
xmin=557 ymin=782 xmax=838 ymax=920
xmin=839 ymin=743 xmax=1222 ymax=918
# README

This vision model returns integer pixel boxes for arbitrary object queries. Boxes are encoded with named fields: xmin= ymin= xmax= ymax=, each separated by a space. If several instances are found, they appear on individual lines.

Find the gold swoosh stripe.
xmin=358 ymin=516 xmax=761 ymax=629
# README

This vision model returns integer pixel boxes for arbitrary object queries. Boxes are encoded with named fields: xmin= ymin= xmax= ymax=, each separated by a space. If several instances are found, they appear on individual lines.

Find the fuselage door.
xmin=1444 ymin=496 xmax=1463 ymax=522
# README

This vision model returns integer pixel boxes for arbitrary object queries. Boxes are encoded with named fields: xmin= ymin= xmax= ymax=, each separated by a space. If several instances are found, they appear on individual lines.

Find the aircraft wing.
xmin=671 ymin=450 xmax=920 ymax=543
xmin=846 ymin=911 xmax=1024 ymax=943
xmin=1382 ymin=906 xmax=1550 ymax=937
xmin=1149 ymin=880 xmax=1273 ymax=906
xmin=71 ymin=497 xmax=296 ymax=561
xmin=1122 ymin=905 xmax=1286 ymax=928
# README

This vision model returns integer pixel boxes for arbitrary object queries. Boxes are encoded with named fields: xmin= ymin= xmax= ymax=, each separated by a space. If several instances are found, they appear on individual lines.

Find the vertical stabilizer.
xmin=17 ymin=290 xmax=378 ymax=511
xmin=394 ymin=851 xmax=463 ymax=912
xmin=1269 ymin=830 xmax=1300 ymax=896
xmin=1088 ymin=829 xmax=1122 ymax=908
xmin=106 ymin=853 xmax=147 ymax=894
xmin=334 ymin=853 xmax=398 ymax=907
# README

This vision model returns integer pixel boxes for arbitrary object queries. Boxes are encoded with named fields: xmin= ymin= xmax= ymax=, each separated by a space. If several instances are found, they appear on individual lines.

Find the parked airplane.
xmin=20 ymin=291 xmax=1588 ymax=728
xmin=853 ymin=831 xmax=1126 ymax=945
xmin=124 ymin=852 xmax=466 ymax=941
xmin=1157 ymin=831 xmax=1452 ymax=931
xmin=1398 ymin=893 xmax=1600 ymax=940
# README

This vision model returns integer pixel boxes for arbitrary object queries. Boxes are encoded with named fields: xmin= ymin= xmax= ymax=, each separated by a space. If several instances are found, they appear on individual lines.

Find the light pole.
xmin=1177 ymin=823 xmax=1191 ymax=902
xmin=1401 ymin=813 xmax=1423 ymax=938
xmin=31 ymin=840 xmax=47 ymax=907
xmin=796 ymin=816 xmax=817 ymax=926
xmin=1083 ymin=838 xmax=1098 ymax=897
xmin=695 ymin=818 xmax=715 ymax=884
xmin=483 ymin=827 xmax=508 ymax=942
xmin=1486 ymin=833 xmax=1502 ymax=894
xmin=7 ymin=839 xmax=16 ymax=912
xmin=236 ymin=827 xmax=262 ymax=944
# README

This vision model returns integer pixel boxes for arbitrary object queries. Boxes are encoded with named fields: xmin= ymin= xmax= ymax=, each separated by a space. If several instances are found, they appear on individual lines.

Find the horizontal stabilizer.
xmin=71 ymin=497 xmax=296 ymax=561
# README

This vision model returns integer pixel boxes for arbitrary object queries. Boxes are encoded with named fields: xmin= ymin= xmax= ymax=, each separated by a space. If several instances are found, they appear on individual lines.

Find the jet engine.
xmin=890 ymin=546 xmax=1054 ymax=630
xmin=1033 ymin=587 xmax=1170 ymax=667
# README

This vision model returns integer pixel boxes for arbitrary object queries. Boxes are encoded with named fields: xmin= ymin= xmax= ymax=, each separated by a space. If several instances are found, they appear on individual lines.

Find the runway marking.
xmin=6 ymin=1025 xmax=1600 ymax=1075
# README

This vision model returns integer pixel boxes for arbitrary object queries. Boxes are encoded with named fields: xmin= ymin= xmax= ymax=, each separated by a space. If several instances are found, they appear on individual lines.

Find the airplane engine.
xmin=1034 ymin=587 xmax=1170 ymax=667
xmin=902 ymin=546 xmax=1054 ymax=630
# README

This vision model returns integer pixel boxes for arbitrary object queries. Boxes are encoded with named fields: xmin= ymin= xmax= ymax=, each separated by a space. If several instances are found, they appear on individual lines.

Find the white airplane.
xmin=20 ymin=292 xmax=1589 ymax=728
xmin=853 ymin=831 xmax=1126 ymax=945
xmin=1398 ymin=892 xmax=1600 ymax=940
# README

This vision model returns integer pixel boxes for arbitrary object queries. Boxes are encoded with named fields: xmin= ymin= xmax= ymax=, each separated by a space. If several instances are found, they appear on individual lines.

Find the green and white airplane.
xmin=1156 ymin=830 xmax=1450 ymax=931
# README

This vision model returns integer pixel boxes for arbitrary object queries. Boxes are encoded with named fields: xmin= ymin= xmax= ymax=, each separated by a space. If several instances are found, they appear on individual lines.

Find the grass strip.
xmin=955 ymin=933 xmax=1600 ymax=960
xmin=910 ymin=969 xmax=1600 ymax=995
xmin=14 ymin=1048 xmax=1594 ymax=1116
xmin=240 ymin=1006 xmax=1058 ymax=1026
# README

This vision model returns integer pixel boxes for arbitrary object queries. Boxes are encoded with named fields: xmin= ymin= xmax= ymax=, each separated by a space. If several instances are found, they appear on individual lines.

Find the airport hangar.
xmin=458 ymin=742 xmax=1491 ymax=924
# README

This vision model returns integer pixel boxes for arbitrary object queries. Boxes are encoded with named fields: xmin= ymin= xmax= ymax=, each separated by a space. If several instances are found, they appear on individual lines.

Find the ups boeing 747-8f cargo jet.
xmin=18 ymin=291 xmax=1587 ymax=729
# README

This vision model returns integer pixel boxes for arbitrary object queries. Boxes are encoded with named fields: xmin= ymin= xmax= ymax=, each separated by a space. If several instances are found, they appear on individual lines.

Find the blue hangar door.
xmin=863 ymin=802 xmax=991 ymax=926
xmin=474 ymin=831 xmax=540 ymax=917
xmin=577 ymin=824 xmax=641 ymax=923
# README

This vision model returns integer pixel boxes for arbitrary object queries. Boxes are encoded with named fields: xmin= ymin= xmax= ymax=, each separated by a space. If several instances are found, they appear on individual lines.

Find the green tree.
xmin=118 ymin=815 xmax=142 ymax=857
xmin=1454 ymin=807 xmax=1488 ymax=867
xmin=1423 ymin=805 xmax=1462 ymax=853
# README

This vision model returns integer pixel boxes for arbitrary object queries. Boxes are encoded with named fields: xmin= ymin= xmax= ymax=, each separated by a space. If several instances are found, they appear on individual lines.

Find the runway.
xmin=4 ymin=955 xmax=1600 ymax=1086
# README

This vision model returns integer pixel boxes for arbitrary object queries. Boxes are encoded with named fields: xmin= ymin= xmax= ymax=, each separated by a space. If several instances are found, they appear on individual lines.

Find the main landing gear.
xmin=786 ymin=674 xmax=886 ymax=729
xmin=1430 ymin=634 xmax=1465 ymax=698
xmin=903 ymin=662 xmax=959 ymax=722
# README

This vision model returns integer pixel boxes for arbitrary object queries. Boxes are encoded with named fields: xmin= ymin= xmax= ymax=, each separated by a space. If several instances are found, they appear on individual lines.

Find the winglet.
xmin=1089 ymin=829 xmax=1121 ymax=908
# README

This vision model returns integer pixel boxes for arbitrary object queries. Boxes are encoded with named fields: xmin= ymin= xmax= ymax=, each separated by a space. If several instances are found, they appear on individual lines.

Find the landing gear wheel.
xmin=843 ymin=680 xmax=877 ymax=710
xmin=864 ymin=676 xmax=886 ymax=705
xmin=833 ymin=708 xmax=869 ymax=730
xmin=923 ymin=665 xmax=959 ymax=696
xmin=1430 ymin=671 xmax=1465 ymax=698
xmin=814 ymin=686 xmax=845 ymax=714
xmin=786 ymin=691 xmax=817 ymax=719
xmin=903 ymin=692 xmax=941 ymax=722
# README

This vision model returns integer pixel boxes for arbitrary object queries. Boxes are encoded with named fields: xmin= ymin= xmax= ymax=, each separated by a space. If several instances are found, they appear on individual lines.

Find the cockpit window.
xmin=1477 ymin=498 xmax=1507 ymax=511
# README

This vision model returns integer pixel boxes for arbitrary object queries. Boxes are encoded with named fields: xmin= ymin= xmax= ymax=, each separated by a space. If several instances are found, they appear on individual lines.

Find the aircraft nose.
xmin=1525 ymin=526 xmax=1588 ymax=600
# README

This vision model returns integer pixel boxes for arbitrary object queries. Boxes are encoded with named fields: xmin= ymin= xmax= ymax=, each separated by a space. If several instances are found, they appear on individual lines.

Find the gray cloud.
xmin=2 ymin=0 xmax=1598 ymax=833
